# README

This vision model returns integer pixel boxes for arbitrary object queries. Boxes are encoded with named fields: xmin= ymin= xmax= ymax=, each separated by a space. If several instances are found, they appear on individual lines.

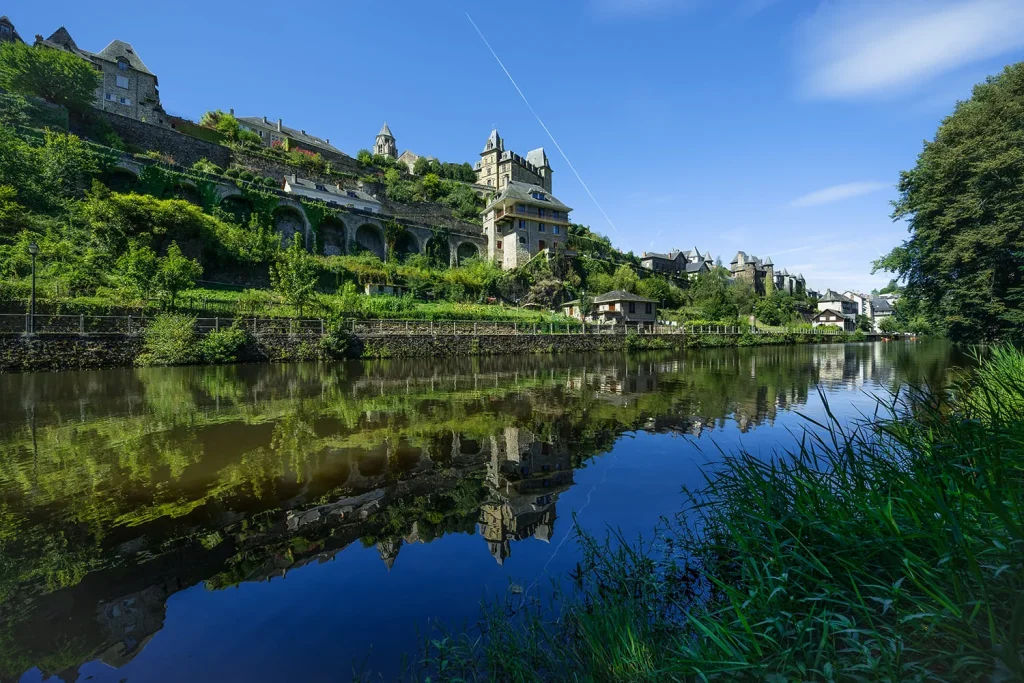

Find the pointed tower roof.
xmin=482 ymin=129 xmax=503 ymax=153
xmin=377 ymin=122 xmax=394 ymax=138
xmin=703 ymin=251 xmax=713 ymax=261
xmin=526 ymin=147 xmax=549 ymax=168
xmin=45 ymin=26 xmax=78 ymax=50
xmin=764 ymin=256 xmax=773 ymax=266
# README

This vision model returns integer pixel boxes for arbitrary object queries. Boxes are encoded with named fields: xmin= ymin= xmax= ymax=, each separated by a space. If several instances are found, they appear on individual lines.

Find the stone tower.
xmin=764 ymin=256 xmax=775 ymax=294
xmin=374 ymin=122 xmax=397 ymax=159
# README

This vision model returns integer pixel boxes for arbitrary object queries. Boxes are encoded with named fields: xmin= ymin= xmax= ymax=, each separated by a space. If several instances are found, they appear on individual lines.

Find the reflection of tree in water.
xmin=0 ymin=342 xmax=961 ymax=680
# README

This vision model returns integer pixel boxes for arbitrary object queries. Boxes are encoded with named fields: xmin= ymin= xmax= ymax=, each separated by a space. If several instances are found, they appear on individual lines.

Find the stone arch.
xmin=273 ymin=204 xmax=307 ymax=249
xmin=220 ymin=194 xmax=254 ymax=224
xmin=169 ymin=180 xmax=201 ymax=206
xmin=424 ymin=233 xmax=451 ymax=267
xmin=357 ymin=444 xmax=388 ymax=477
xmin=320 ymin=216 xmax=347 ymax=256
xmin=393 ymin=231 xmax=420 ymax=261
xmin=456 ymin=242 xmax=480 ymax=264
xmin=355 ymin=223 xmax=386 ymax=260
xmin=104 ymin=167 xmax=139 ymax=193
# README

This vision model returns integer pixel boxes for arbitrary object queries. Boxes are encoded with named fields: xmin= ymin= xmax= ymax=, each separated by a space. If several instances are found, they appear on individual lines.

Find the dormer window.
xmin=117 ymin=59 xmax=129 ymax=71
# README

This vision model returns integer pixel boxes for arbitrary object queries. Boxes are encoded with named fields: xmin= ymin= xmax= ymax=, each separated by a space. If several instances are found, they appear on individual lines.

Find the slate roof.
xmin=378 ymin=122 xmax=394 ymax=138
xmin=870 ymin=297 xmax=894 ymax=313
xmin=285 ymin=176 xmax=379 ymax=205
xmin=485 ymin=181 xmax=571 ymax=212
xmin=483 ymin=129 xmax=502 ymax=153
xmin=594 ymin=290 xmax=656 ymax=304
xmin=237 ymin=116 xmax=346 ymax=156
xmin=685 ymin=261 xmax=709 ymax=273
xmin=94 ymin=39 xmax=153 ymax=75
xmin=819 ymin=289 xmax=852 ymax=303
xmin=526 ymin=147 xmax=549 ymax=168
xmin=37 ymin=30 xmax=156 ymax=80
xmin=0 ymin=16 xmax=25 ymax=44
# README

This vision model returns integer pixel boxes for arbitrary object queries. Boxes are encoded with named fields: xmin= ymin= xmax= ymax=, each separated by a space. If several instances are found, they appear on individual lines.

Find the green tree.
xmin=877 ymin=62 xmax=1024 ymax=342
xmin=611 ymin=264 xmax=640 ymax=293
xmin=116 ymin=243 xmax=158 ymax=295
xmin=636 ymin=276 xmax=670 ymax=303
xmin=271 ymin=235 xmax=318 ymax=316
xmin=154 ymin=242 xmax=202 ymax=309
xmin=855 ymin=314 xmax=873 ymax=333
xmin=413 ymin=156 xmax=431 ymax=176
xmin=35 ymin=130 xmax=97 ymax=201
xmin=688 ymin=269 xmax=737 ymax=321
xmin=0 ymin=42 xmax=100 ymax=113
xmin=878 ymin=315 xmax=901 ymax=334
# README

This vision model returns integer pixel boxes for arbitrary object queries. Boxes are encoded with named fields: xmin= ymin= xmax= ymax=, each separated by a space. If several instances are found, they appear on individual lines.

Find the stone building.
xmin=0 ymin=15 xmax=25 ymax=44
xmin=813 ymin=289 xmax=858 ymax=331
xmin=236 ymin=114 xmax=347 ymax=160
xmin=774 ymin=268 xmax=806 ymax=296
xmin=563 ymin=290 xmax=657 ymax=327
xmin=730 ymin=251 xmax=774 ymax=295
xmin=373 ymin=122 xmax=398 ymax=159
xmin=282 ymin=175 xmax=381 ymax=214
xmin=482 ymin=181 xmax=571 ymax=270
xmin=475 ymin=129 xmax=552 ymax=193
xmin=640 ymin=247 xmax=713 ymax=278
xmin=35 ymin=27 xmax=168 ymax=126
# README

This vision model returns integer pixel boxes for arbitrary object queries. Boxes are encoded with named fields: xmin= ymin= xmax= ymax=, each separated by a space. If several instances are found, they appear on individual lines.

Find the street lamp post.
xmin=27 ymin=242 xmax=38 ymax=334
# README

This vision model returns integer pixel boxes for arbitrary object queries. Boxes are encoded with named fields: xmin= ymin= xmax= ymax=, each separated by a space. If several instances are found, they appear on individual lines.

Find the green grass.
xmin=420 ymin=345 xmax=1024 ymax=682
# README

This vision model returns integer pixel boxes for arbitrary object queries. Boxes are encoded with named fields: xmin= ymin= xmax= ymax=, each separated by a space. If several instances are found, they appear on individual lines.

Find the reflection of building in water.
xmin=480 ymin=427 xmax=574 ymax=565
xmin=96 ymin=580 xmax=182 ymax=669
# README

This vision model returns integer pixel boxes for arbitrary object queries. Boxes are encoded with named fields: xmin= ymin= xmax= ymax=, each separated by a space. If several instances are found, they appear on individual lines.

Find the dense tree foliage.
xmin=877 ymin=62 xmax=1024 ymax=342
xmin=0 ymin=43 xmax=100 ymax=113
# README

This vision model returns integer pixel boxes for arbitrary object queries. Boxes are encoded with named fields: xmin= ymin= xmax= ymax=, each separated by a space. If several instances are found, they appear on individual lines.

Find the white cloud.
xmin=789 ymin=181 xmax=888 ymax=207
xmin=799 ymin=0 xmax=1024 ymax=99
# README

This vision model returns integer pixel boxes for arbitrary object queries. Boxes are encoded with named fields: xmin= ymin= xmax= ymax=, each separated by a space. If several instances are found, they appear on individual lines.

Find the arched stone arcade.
xmin=355 ymin=223 xmax=386 ymax=260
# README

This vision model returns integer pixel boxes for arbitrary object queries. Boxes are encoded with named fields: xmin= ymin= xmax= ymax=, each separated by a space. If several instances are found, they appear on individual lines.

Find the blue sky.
xmin=12 ymin=0 xmax=1024 ymax=292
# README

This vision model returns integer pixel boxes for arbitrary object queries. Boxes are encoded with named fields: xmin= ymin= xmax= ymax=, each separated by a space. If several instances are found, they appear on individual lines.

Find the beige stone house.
xmin=482 ymin=181 xmax=571 ymax=270
xmin=475 ymin=130 xmax=552 ymax=193
xmin=237 ymin=114 xmax=347 ymax=160
xmin=36 ymin=27 xmax=168 ymax=126
xmin=562 ymin=291 xmax=657 ymax=327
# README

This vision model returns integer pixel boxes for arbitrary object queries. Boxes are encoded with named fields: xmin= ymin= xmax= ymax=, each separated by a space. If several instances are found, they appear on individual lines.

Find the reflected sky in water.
xmin=0 ymin=342 xmax=961 ymax=682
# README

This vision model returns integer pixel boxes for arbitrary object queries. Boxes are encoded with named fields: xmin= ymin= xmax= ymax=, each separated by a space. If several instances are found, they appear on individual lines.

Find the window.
xmin=0 ymin=26 xmax=10 ymax=37
xmin=519 ymin=235 xmax=526 ymax=244
xmin=539 ymin=240 xmax=546 ymax=250
xmin=608 ymin=303 xmax=616 ymax=312
xmin=315 ymin=184 xmax=327 ymax=192
xmin=552 ymin=226 xmax=560 ymax=235
xmin=538 ymin=208 xmax=545 ymax=218
xmin=516 ymin=205 xmax=526 ymax=214
xmin=117 ymin=59 xmax=128 ymax=71
xmin=258 ymin=130 xmax=264 ymax=138
xmin=104 ymin=93 xmax=113 ymax=101
xmin=646 ymin=303 xmax=653 ymax=315
xmin=496 ymin=240 xmax=502 ymax=250
xmin=118 ymin=96 xmax=131 ymax=106
xmin=628 ymin=302 xmax=636 ymax=314
xmin=519 ymin=220 xmax=526 ymax=230
xmin=538 ymin=223 xmax=545 ymax=232
xmin=116 ymin=75 xmax=129 ymax=89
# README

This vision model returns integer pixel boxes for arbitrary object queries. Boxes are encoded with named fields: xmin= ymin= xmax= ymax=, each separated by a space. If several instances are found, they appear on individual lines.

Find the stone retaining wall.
xmin=97 ymin=111 xmax=231 ymax=169
xmin=0 ymin=332 xmax=851 ymax=373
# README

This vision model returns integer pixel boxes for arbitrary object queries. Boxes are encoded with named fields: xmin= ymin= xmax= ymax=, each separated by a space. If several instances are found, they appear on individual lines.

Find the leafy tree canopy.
xmin=876 ymin=62 xmax=1024 ymax=342
xmin=0 ymin=43 xmax=100 ymax=114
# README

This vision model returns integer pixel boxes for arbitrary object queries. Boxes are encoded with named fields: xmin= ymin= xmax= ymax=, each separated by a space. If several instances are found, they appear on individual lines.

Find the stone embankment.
xmin=0 ymin=328 xmax=855 ymax=374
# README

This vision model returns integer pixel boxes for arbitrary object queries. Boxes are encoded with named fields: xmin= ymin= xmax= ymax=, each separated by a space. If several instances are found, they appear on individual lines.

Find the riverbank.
xmin=0 ymin=328 xmax=865 ymax=373
xmin=421 ymin=345 xmax=1024 ymax=681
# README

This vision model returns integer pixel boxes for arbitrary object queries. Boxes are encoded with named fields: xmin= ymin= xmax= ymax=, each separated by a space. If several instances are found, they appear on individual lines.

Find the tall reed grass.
xmin=420 ymin=345 xmax=1024 ymax=681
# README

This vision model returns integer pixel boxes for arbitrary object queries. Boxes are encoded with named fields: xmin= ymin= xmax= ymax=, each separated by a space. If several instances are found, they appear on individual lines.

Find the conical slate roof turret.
xmin=378 ymin=122 xmax=394 ymax=138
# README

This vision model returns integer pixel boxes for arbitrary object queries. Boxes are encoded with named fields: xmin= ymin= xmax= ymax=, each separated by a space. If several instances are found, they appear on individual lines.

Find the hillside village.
xmin=0 ymin=16 xmax=901 ymax=334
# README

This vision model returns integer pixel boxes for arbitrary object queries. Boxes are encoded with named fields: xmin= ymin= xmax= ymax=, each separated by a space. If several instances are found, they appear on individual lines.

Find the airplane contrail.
xmin=466 ymin=13 xmax=620 ymax=236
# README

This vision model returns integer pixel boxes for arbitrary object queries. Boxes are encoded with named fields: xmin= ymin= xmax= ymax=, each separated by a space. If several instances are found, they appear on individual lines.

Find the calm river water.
xmin=0 ymin=342 xmax=960 ymax=682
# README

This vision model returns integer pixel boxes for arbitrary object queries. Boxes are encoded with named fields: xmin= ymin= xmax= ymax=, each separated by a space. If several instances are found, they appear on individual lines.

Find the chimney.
xmin=229 ymin=108 xmax=234 ymax=116
xmin=301 ymin=129 xmax=306 ymax=135
xmin=277 ymin=118 xmax=282 ymax=132
xmin=262 ymin=116 xmax=268 ymax=124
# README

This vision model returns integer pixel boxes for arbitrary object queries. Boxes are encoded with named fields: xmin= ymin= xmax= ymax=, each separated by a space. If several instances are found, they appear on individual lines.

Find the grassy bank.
xmin=421 ymin=345 xmax=1024 ymax=681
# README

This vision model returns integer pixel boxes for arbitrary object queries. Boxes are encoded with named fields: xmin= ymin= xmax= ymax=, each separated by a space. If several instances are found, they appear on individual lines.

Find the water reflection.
xmin=0 ymin=342 xmax=958 ymax=682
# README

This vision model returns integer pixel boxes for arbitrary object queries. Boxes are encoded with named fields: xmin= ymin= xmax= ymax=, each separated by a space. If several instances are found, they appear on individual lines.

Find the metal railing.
xmin=0 ymin=314 xmax=846 ymax=338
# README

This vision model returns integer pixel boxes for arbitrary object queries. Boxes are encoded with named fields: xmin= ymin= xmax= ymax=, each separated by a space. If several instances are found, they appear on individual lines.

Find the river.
xmin=0 ymin=341 xmax=961 ymax=682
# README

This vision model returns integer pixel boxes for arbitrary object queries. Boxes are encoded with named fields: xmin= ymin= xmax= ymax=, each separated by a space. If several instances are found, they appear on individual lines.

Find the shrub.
xmin=239 ymin=170 xmax=254 ymax=182
xmin=137 ymin=313 xmax=199 ymax=366
xmin=318 ymin=321 xmax=351 ymax=359
xmin=191 ymin=158 xmax=223 ymax=176
xmin=199 ymin=324 xmax=249 ymax=364
xmin=224 ymin=168 xmax=240 ymax=179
